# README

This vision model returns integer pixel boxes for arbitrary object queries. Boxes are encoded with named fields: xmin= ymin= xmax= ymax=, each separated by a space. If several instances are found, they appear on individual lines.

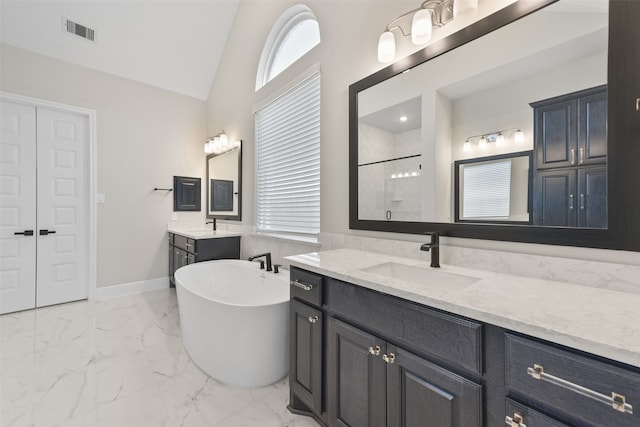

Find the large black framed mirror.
xmin=206 ymin=141 xmax=242 ymax=221
xmin=349 ymin=0 xmax=640 ymax=251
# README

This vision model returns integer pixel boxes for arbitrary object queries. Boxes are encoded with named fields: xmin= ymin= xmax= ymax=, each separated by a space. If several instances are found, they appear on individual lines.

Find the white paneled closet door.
xmin=0 ymin=102 xmax=38 ymax=313
xmin=0 ymin=101 xmax=89 ymax=314
xmin=36 ymin=108 xmax=89 ymax=307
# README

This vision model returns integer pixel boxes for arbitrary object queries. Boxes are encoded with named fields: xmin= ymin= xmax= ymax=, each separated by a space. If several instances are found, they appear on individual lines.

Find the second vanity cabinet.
xmin=289 ymin=265 xmax=640 ymax=427
xmin=168 ymin=232 xmax=240 ymax=286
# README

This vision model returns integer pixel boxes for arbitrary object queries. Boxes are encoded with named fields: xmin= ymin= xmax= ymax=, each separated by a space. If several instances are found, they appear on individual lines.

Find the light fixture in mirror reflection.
xmin=356 ymin=0 xmax=608 ymax=227
xmin=378 ymin=0 xmax=478 ymax=63
xmin=463 ymin=128 xmax=524 ymax=153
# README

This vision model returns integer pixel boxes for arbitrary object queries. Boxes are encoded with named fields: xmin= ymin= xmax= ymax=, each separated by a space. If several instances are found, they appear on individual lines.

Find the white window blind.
xmin=255 ymin=71 xmax=320 ymax=235
xmin=462 ymin=159 xmax=511 ymax=218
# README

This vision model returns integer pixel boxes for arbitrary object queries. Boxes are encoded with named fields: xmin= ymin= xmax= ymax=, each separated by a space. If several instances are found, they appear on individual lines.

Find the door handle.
xmin=14 ymin=230 xmax=34 ymax=236
xmin=39 ymin=229 xmax=57 ymax=235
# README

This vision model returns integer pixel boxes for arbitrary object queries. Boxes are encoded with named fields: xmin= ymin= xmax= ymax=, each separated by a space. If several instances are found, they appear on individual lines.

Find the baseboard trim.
xmin=95 ymin=277 xmax=170 ymax=300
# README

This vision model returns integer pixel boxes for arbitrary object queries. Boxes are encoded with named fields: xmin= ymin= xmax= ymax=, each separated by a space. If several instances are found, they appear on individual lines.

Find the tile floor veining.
xmin=0 ymin=289 xmax=318 ymax=427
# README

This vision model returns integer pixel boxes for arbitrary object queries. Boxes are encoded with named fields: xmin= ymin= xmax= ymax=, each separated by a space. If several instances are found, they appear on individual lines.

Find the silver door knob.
xmin=368 ymin=345 xmax=381 ymax=356
xmin=308 ymin=315 xmax=319 ymax=324
xmin=382 ymin=353 xmax=395 ymax=364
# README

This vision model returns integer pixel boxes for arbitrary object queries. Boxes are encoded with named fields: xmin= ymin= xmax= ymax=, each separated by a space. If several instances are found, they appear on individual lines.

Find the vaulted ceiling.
xmin=0 ymin=0 xmax=240 ymax=100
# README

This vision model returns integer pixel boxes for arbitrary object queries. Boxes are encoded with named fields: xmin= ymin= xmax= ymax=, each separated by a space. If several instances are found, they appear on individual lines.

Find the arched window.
xmin=255 ymin=4 xmax=320 ymax=90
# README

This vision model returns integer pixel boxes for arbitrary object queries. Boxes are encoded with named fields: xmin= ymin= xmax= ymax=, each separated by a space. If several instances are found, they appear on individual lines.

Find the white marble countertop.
xmin=167 ymin=225 xmax=243 ymax=240
xmin=285 ymin=248 xmax=640 ymax=368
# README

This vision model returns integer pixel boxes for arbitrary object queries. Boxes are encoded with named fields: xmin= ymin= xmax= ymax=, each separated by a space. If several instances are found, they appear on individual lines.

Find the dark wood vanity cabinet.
xmin=532 ymin=86 xmax=607 ymax=170
xmin=289 ymin=267 xmax=640 ymax=427
xmin=168 ymin=232 xmax=240 ymax=286
xmin=328 ymin=317 xmax=482 ymax=427
xmin=289 ymin=269 xmax=325 ymax=420
xmin=532 ymin=86 xmax=607 ymax=227
xmin=533 ymin=165 xmax=607 ymax=228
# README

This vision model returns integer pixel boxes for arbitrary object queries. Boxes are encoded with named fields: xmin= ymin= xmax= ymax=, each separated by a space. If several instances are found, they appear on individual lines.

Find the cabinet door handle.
xmin=579 ymin=147 xmax=585 ymax=164
xmin=368 ymin=345 xmax=381 ymax=356
xmin=39 ymin=229 xmax=56 ymax=235
xmin=569 ymin=194 xmax=574 ymax=210
xmin=290 ymin=280 xmax=313 ymax=291
xmin=504 ymin=412 xmax=526 ymax=427
xmin=580 ymin=193 xmax=585 ymax=210
xmin=185 ymin=243 xmax=193 ymax=248
xmin=14 ymin=230 xmax=34 ymax=236
xmin=636 ymin=97 xmax=639 ymax=111
xmin=382 ymin=353 xmax=395 ymax=364
xmin=570 ymin=149 xmax=576 ymax=165
xmin=307 ymin=315 xmax=318 ymax=324
xmin=527 ymin=364 xmax=633 ymax=414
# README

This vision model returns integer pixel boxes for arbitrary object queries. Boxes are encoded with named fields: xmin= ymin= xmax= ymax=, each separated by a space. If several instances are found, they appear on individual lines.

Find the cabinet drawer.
xmin=173 ymin=234 xmax=195 ymax=253
xmin=505 ymin=334 xmax=640 ymax=427
xmin=506 ymin=398 xmax=569 ymax=427
xmin=290 ymin=267 xmax=323 ymax=307
xmin=327 ymin=278 xmax=483 ymax=374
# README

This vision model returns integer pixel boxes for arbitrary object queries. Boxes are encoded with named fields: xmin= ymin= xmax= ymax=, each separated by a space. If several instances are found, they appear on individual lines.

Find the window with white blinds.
xmin=255 ymin=71 xmax=320 ymax=236
xmin=462 ymin=159 xmax=511 ymax=218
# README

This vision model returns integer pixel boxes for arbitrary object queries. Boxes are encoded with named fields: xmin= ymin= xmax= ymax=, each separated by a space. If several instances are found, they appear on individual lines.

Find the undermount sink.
xmin=360 ymin=262 xmax=480 ymax=292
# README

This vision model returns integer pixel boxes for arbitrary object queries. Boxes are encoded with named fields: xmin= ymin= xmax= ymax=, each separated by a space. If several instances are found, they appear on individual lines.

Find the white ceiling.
xmin=0 ymin=0 xmax=240 ymax=100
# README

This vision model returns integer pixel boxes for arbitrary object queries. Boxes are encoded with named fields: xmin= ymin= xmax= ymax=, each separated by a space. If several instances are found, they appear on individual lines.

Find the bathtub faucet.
xmin=248 ymin=253 xmax=272 ymax=272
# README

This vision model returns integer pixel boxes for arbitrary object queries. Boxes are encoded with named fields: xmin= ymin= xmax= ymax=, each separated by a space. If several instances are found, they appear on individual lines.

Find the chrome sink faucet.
xmin=420 ymin=232 xmax=440 ymax=268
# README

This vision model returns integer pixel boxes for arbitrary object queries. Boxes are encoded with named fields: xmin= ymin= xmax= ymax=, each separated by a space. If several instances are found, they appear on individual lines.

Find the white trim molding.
xmin=94 ymin=277 xmax=170 ymax=300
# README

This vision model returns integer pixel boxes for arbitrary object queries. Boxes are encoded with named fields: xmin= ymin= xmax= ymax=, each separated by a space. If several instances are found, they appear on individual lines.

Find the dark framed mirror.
xmin=349 ymin=0 xmax=640 ymax=251
xmin=454 ymin=151 xmax=532 ymax=225
xmin=207 ymin=141 xmax=242 ymax=221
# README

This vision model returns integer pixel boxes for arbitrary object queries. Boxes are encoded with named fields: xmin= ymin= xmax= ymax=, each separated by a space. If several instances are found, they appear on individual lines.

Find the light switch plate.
xmin=171 ymin=213 xmax=178 ymax=220
xmin=96 ymin=193 xmax=105 ymax=204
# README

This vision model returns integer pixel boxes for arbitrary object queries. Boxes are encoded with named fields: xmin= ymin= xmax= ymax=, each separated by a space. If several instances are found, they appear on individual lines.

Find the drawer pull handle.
xmin=368 ymin=345 xmax=381 ymax=356
xmin=382 ymin=353 xmax=395 ymax=364
xmin=185 ymin=243 xmax=193 ymax=248
xmin=290 ymin=280 xmax=313 ymax=291
xmin=527 ymin=364 xmax=633 ymax=414
xmin=307 ymin=315 xmax=318 ymax=324
xmin=504 ymin=412 xmax=526 ymax=427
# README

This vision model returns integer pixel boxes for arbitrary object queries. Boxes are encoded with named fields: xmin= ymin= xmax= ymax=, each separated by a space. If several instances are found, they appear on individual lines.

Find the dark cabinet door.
xmin=578 ymin=165 xmax=607 ymax=228
xmin=173 ymin=247 xmax=188 ymax=276
xmin=533 ymin=169 xmax=578 ymax=226
xmin=290 ymin=299 xmax=323 ymax=416
xmin=579 ymin=89 xmax=607 ymax=165
xmin=506 ymin=399 xmax=569 ymax=427
xmin=386 ymin=345 xmax=482 ymax=427
xmin=328 ymin=318 xmax=386 ymax=427
xmin=534 ymin=99 xmax=578 ymax=169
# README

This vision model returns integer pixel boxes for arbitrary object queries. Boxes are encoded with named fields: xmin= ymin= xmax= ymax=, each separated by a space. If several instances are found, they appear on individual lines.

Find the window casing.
xmin=255 ymin=71 xmax=321 ymax=236
xmin=256 ymin=5 xmax=320 ymax=91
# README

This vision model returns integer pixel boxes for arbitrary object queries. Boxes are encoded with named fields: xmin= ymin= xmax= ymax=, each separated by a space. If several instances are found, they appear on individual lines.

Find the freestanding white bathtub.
xmin=174 ymin=259 xmax=290 ymax=388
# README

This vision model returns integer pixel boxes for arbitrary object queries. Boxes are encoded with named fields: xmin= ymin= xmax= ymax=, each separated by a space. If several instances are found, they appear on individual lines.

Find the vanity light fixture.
xmin=463 ymin=128 xmax=524 ymax=152
xmin=377 ymin=0 xmax=478 ymax=63
xmin=204 ymin=131 xmax=239 ymax=155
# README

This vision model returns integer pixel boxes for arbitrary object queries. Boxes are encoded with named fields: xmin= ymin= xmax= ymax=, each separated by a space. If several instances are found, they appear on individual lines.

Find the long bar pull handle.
xmin=569 ymin=194 xmax=574 ymax=210
xmin=580 ymin=194 xmax=585 ymax=210
xmin=636 ymin=97 xmax=639 ymax=111
xmin=290 ymin=280 xmax=313 ymax=291
xmin=39 ymin=229 xmax=56 ymax=235
xmin=527 ymin=364 xmax=633 ymax=414
xmin=14 ymin=230 xmax=34 ymax=236
xmin=579 ymin=147 xmax=585 ymax=164
xmin=570 ymin=149 xmax=576 ymax=165
xmin=504 ymin=413 xmax=527 ymax=427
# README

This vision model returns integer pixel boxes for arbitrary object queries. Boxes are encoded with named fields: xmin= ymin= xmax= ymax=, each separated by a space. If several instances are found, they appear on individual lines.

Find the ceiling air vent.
xmin=62 ymin=17 xmax=95 ymax=42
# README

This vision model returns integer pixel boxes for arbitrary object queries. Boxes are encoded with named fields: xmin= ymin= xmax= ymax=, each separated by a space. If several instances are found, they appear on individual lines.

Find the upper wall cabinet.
xmin=349 ymin=0 xmax=640 ymax=251
xmin=173 ymin=176 xmax=201 ymax=211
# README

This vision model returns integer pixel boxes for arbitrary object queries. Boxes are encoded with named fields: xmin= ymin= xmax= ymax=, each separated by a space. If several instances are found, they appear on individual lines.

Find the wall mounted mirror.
xmin=207 ymin=141 xmax=242 ymax=221
xmin=350 ymin=0 xmax=640 ymax=251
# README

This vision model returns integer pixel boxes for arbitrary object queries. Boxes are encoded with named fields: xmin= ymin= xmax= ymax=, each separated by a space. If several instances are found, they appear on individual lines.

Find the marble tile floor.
xmin=0 ymin=289 xmax=319 ymax=427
